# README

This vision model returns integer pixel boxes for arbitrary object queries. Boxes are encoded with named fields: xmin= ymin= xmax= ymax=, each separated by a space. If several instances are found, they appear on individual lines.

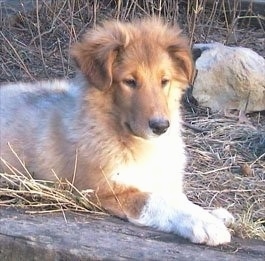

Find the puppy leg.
xmin=130 ymin=193 xmax=232 ymax=246
xmin=96 ymin=187 xmax=150 ymax=221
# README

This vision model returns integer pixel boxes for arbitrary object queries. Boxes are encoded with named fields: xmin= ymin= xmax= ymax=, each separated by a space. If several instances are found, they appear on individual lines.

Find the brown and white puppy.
xmin=0 ymin=18 xmax=234 ymax=245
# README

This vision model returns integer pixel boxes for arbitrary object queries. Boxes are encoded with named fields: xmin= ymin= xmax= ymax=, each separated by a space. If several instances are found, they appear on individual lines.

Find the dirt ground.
xmin=0 ymin=1 xmax=264 ymax=240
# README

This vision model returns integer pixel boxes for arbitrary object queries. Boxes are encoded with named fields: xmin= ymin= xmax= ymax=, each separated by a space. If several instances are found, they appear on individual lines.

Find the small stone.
xmin=240 ymin=163 xmax=253 ymax=177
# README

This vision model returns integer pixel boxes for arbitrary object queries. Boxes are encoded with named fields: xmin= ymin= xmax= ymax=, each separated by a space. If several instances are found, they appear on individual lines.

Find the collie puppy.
xmin=0 ymin=18 xmax=234 ymax=245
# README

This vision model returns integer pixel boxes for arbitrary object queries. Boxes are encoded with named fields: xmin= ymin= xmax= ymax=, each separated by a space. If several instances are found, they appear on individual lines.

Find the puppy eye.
xmin=161 ymin=79 xmax=170 ymax=87
xmin=123 ymin=79 xmax=137 ymax=89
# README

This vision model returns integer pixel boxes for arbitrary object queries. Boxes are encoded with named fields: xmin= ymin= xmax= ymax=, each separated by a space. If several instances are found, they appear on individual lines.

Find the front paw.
xmin=209 ymin=208 xmax=235 ymax=227
xmin=130 ymin=194 xmax=233 ymax=246
xmin=189 ymin=212 xmax=231 ymax=246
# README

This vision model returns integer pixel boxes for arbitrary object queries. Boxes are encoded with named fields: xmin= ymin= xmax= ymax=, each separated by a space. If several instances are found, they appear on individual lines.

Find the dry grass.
xmin=0 ymin=157 xmax=103 ymax=215
xmin=183 ymin=112 xmax=265 ymax=240
xmin=0 ymin=0 xmax=264 ymax=240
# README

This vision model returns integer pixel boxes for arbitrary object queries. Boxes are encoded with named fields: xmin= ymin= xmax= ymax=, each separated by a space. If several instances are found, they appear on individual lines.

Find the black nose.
xmin=149 ymin=118 xmax=170 ymax=135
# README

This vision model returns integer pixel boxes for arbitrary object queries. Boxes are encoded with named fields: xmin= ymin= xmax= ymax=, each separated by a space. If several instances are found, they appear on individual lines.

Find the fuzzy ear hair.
xmin=71 ymin=24 xmax=126 ymax=90
xmin=167 ymin=39 xmax=195 ymax=88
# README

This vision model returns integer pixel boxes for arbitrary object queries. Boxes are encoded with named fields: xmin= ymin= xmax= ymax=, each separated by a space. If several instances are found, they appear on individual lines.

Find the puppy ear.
xmin=167 ymin=39 xmax=195 ymax=88
xmin=71 ymin=23 xmax=126 ymax=90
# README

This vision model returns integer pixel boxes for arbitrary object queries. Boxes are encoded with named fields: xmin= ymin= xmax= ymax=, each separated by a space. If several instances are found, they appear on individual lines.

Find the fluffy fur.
xmin=0 ymin=18 xmax=234 ymax=245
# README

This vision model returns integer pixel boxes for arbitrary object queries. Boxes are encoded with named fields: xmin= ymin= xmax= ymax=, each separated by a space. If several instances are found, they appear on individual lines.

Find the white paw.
xmin=131 ymin=194 xmax=233 ymax=246
xmin=189 ymin=213 xmax=231 ymax=246
xmin=209 ymin=208 xmax=235 ymax=227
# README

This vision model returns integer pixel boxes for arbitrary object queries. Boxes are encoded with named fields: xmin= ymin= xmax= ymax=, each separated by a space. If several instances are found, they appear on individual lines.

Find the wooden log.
xmin=0 ymin=208 xmax=264 ymax=261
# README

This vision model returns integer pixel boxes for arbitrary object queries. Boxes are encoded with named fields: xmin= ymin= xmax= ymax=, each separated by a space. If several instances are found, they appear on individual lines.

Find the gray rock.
xmin=192 ymin=43 xmax=265 ymax=114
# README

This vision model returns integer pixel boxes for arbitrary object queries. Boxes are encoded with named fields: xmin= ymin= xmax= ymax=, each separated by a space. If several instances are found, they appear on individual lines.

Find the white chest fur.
xmin=111 ymin=128 xmax=186 ymax=196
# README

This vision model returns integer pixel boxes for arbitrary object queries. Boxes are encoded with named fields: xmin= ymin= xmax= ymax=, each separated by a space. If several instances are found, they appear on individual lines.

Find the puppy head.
xmin=71 ymin=18 xmax=194 ymax=139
